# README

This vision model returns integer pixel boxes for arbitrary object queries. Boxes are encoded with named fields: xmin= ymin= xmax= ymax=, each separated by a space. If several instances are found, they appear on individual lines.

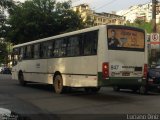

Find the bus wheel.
xmin=113 ymin=86 xmax=120 ymax=92
xmin=54 ymin=74 xmax=64 ymax=94
xmin=139 ymin=86 xmax=148 ymax=95
xmin=18 ymin=72 xmax=26 ymax=86
xmin=84 ymin=87 xmax=101 ymax=94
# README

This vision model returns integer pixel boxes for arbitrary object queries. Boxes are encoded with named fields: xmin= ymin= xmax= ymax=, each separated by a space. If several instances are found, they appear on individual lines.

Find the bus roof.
xmin=13 ymin=25 xmax=106 ymax=48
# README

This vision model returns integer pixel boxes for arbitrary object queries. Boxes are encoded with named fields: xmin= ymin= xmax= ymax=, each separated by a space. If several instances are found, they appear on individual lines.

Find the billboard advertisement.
xmin=107 ymin=28 xmax=145 ymax=50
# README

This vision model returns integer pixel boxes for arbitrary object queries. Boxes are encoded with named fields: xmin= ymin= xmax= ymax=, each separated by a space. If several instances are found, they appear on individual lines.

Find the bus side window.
xmin=48 ymin=42 xmax=53 ymax=58
xmin=34 ymin=44 xmax=40 ymax=59
xmin=53 ymin=39 xmax=60 ymax=57
xmin=61 ymin=38 xmax=67 ymax=57
xmin=31 ymin=45 xmax=34 ymax=58
xmin=83 ymin=31 xmax=98 ymax=55
xmin=92 ymin=31 xmax=98 ymax=54
xmin=20 ymin=46 xmax=26 ymax=60
xmin=12 ymin=48 xmax=20 ymax=66
xmin=26 ymin=45 xmax=33 ymax=59
xmin=67 ymin=35 xmax=80 ymax=56
xmin=83 ymin=33 xmax=92 ymax=55
xmin=39 ymin=43 xmax=46 ymax=58
xmin=53 ymin=39 xmax=66 ymax=57
xmin=19 ymin=47 xmax=23 ymax=60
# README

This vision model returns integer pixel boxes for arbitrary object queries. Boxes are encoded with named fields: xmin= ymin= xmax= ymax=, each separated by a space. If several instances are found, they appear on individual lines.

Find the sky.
xmin=14 ymin=0 xmax=151 ymax=13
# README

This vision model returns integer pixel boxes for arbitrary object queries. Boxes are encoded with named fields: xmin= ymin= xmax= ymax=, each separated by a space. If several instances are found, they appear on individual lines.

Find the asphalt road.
xmin=0 ymin=74 xmax=160 ymax=120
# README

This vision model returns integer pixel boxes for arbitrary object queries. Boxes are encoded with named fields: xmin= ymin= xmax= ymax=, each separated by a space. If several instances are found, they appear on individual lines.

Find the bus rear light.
xmin=102 ymin=62 xmax=109 ymax=79
xmin=143 ymin=64 xmax=148 ymax=78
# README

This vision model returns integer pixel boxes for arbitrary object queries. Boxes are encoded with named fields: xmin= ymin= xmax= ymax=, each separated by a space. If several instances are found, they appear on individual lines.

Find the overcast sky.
xmin=14 ymin=0 xmax=151 ymax=13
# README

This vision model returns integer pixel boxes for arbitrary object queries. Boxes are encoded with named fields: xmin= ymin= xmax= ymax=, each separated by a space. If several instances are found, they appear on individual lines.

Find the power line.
xmin=93 ymin=0 xmax=117 ymax=11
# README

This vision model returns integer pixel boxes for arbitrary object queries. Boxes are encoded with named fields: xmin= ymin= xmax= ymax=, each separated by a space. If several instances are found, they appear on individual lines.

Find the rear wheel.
xmin=18 ymin=72 xmax=26 ymax=86
xmin=53 ymin=74 xmax=64 ymax=94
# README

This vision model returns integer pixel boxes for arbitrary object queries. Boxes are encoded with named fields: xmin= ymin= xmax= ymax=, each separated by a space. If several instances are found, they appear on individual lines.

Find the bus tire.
xmin=84 ymin=87 xmax=101 ymax=94
xmin=53 ymin=74 xmax=64 ymax=94
xmin=113 ymin=86 xmax=120 ymax=92
xmin=18 ymin=72 xmax=26 ymax=86
xmin=139 ymin=86 xmax=148 ymax=95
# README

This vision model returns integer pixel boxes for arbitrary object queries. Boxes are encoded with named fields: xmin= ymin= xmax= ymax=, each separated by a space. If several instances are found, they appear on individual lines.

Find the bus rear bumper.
xmin=98 ymin=77 xmax=147 ymax=87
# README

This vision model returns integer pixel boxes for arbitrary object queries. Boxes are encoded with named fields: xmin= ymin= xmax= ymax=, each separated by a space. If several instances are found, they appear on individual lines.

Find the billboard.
xmin=107 ymin=28 xmax=145 ymax=50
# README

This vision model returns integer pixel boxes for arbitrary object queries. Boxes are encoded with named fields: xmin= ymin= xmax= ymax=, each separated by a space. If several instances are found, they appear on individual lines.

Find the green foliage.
xmin=0 ymin=0 xmax=14 ymax=24
xmin=85 ymin=16 xmax=94 ymax=27
xmin=0 ymin=0 xmax=14 ymax=41
xmin=5 ymin=0 xmax=85 ymax=44
xmin=0 ymin=0 xmax=14 ymax=9
xmin=134 ymin=18 xmax=144 ymax=25
xmin=0 ymin=41 xmax=7 ymax=64
xmin=126 ymin=19 xmax=152 ymax=33
xmin=0 ymin=0 xmax=14 ymax=64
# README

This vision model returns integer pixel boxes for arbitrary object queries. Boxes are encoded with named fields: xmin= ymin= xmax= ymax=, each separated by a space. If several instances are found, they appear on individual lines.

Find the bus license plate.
xmin=122 ymin=72 xmax=130 ymax=76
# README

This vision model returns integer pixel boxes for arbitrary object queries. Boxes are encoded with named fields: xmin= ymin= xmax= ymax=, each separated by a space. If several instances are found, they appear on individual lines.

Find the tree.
xmin=0 ymin=0 xmax=13 ymax=9
xmin=56 ymin=1 xmax=85 ymax=32
xmin=126 ymin=19 xmax=152 ymax=33
xmin=0 ymin=41 xmax=7 ymax=64
xmin=0 ymin=0 xmax=14 ymax=25
xmin=134 ymin=18 xmax=144 ymax=25
xmin=6 ymin=0 xmax=85 ymax=44
xmin=0 ymin=0 xmax=14 ymax=65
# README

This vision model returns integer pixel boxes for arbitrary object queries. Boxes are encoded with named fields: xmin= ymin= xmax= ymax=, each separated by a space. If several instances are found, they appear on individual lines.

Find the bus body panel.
xmin=108 ymin=51 xmax=144 ymax=77
xmin=12 ymin=56 xmax=98 ymax=87
xmin=97 ymin=25 xmax=147 ymax=87
xmin=11 ymin=25 xmax=148 ymax=89
xmin=47 ymin=56 xmax=98 ymax=87
xmin=12 ymin=59 xmax=48 ymax=83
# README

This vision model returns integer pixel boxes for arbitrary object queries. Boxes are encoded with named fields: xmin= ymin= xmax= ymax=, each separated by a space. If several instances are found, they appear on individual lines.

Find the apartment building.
xmin=73 ymin=4 xmax=125 ymax=26
xmin=117 ymin=2 xmax=160 ymax=23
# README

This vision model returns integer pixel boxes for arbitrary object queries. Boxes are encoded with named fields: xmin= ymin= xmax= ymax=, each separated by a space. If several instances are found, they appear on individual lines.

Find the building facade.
xmin=73 ymin=4 xmax=126 ymax=26
xmin=92 ymin=12 xmax=125 ymax=26
xmin=117 ymin=2 xmax=160 ymax=23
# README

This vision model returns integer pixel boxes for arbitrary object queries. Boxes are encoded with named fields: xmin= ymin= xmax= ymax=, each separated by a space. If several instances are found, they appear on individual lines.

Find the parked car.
xmin=1 ymin=68 xmax=11 ymax=74
xmin=147 ymin=65 xmax=160 ymax=91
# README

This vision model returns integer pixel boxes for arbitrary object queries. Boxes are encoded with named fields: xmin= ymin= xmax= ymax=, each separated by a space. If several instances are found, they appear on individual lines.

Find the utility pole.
xmin=150 ymin=0 xmax=158 ymax=65
xmin=152 ymin=0 xmax=157 ymax=33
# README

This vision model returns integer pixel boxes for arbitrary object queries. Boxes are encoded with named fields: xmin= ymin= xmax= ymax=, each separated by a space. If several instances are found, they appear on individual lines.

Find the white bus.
xmin=12 ymin=25 xmax=148 ymax=94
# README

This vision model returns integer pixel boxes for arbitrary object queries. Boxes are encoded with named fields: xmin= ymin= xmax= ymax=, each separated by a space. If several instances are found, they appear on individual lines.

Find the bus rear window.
xmin=107 ymin=28 xmax=145 ymax=51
